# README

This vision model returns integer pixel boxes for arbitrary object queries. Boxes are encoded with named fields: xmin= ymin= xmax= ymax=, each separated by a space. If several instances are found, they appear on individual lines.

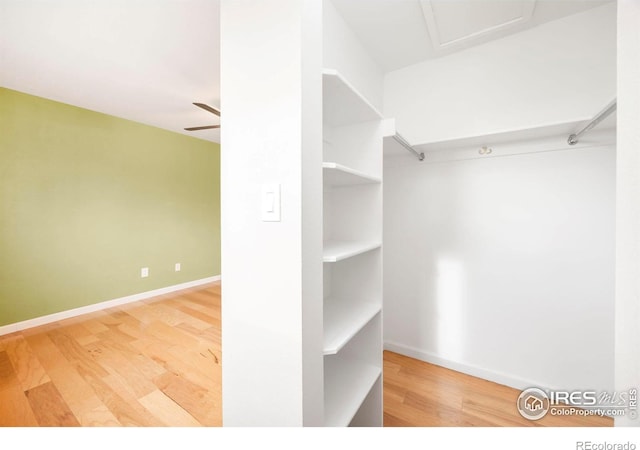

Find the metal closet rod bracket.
xmin=393 ymin=132 xmax=425 ymax=161
xmin=568 ymin=99 xmax=617 ymax=146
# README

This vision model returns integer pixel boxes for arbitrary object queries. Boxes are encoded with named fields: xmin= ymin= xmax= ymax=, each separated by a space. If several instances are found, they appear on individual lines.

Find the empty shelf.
xmin=323 ymin=162 xmax=381 ymax=186
xmin=324 ymin=358 xmax=381 ymax=427
xmin=412 ymin=120 xmax=603 ymax=153
xmin=323 ymin=241 xmax=381 ymax=263
xmin=324 ymin=300 xmax=380 ymax=355
xmin=323 ymin=69 xmax=383 ymax=127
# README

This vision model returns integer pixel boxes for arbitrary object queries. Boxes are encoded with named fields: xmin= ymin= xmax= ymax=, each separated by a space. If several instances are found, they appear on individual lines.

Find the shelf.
xmin=323 ymin=162 xmax=381 ymax=186
xmin=324 ymin=300 xmax=380 ymax=355
xmin=324 ymin=358 xmax=381 ymax=427
xmin=383 ymin=118 xmax=617 ymax=164
xmin=323 ymin=240 xmax=381 ymax=263
xmin=413 ymin=120 xmax=597 ymax=153
xmin=323 ymin=69 xmax=383 ymax=127
xmin=384 ymin=118 xmax=616 ymax=158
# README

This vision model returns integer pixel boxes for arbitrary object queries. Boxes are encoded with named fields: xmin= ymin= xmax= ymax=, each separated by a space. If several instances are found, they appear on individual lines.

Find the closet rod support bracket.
xmin=393 ymin=132 xmax=425 ymax=161
xmin=566 ymin=99 xmax=616 ymax=146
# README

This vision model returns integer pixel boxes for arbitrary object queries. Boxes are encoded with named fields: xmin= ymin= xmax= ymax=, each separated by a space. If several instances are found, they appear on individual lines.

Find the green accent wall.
xmin=0 ymin=88 xmax=220 ymax=327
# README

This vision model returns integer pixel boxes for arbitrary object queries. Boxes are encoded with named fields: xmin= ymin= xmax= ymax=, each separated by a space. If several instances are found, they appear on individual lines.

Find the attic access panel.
xmin=420 ymin=0 xmax=535 ymax=51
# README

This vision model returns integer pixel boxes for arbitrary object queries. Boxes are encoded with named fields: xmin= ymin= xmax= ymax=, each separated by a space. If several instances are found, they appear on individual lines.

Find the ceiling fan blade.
xmin=193 ymin=102 xmax=221 ymax=117
xmin=184 ymin=125 xmax=221 ymax=131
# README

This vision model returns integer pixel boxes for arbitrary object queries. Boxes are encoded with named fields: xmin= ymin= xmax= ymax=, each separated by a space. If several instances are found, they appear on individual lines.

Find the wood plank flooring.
xmin=0 ymin=281 xmax=612 ymax=427
xmin=0 ymin=282 xmax=221 ymax=427
xmin=383 ymin=351 xmax=612 ymax=427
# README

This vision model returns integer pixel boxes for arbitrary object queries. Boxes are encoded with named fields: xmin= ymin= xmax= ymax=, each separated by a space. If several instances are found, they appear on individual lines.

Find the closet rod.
xmin=393 ymin=132 xmax=425 ymax=161
xmin=568 ymin=99 xmax=617 ymax=145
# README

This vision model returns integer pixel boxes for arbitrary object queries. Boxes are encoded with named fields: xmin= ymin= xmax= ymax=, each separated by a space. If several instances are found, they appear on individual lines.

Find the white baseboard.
xmin=384 ymin=340 xmax=619 ymax=418
xmin=384 ymin=340 xmax=550 ymax=393
xmin=0 ymin=275 xmax=221 ymax=337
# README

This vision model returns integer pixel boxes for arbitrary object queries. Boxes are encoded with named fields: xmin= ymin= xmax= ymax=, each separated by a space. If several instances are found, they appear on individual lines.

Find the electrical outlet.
xmin=141 ymin=267 xmax=149 ymax=278
xmin=175 ymin=263 xmax=181 ymax=272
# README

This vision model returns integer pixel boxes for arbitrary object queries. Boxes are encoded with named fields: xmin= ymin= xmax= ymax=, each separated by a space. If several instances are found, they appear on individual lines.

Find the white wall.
xmin=323 ymin=0 xmax=384 ymax=112
xmin=615 ymin=0 xmax=640 ymax=427
xmin=384 ymin=2 xmax=617 ymax=145
xmin=384 ymin=142 xmax=616 ymax=393
xmin=220 ymin=0 xmax=323 ymax=426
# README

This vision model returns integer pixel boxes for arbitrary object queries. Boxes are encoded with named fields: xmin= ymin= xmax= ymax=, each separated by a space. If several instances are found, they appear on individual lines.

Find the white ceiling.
xmin=0 ymin=1 xmax=613 ymax=143
xmin=0 ymin=0 xmax=221 ymax=143
xmin=331 ymin=0 xmax=614 ymax=72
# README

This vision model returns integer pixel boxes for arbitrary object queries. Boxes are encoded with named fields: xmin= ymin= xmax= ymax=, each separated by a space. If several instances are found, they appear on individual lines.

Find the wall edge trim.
xmin=0 ymin=275 xmax=221 ymax=336
xmin=383 ymin=340 xmax=552 ymax=393
xmin=384 ymin=341 xmax=617 ymax=417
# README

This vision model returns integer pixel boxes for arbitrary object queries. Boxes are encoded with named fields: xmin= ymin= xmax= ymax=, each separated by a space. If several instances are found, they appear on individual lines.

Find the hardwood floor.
xmin=0 ymin=281 xmax=612 ymax=427
xmin=0 ymin=282 xmax=221 ymax=427
xmin=383 ymin=351 xmax=612 ymax=427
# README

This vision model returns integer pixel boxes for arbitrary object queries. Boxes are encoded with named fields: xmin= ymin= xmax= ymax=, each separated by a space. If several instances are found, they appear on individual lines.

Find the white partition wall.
xmin=220 ymin=0 xmax=323 ymax=426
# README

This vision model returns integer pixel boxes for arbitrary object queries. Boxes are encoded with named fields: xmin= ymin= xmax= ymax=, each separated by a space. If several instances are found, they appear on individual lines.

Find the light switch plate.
xmin=261 ymin=183 xmax=281 ymax=222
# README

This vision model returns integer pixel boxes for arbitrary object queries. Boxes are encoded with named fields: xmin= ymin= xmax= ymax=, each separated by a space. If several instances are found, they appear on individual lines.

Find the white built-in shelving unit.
xmin=322 ymin=68 xmax=383 ymax=427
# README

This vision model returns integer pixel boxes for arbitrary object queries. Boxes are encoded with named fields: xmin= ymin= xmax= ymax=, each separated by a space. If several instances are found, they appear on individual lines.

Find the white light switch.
xmin=262 ymin=184 xmax=281 ymax=222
